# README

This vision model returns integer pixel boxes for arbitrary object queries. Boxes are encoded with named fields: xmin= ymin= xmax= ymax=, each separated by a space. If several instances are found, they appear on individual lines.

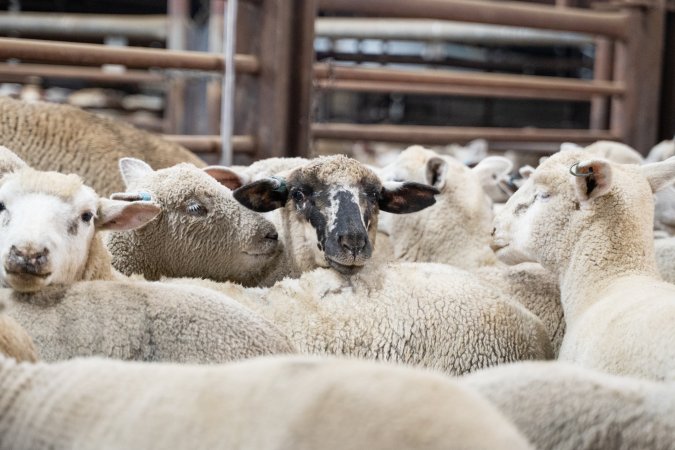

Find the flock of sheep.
xmin=0 ymin=94 xmax=674 ymax=448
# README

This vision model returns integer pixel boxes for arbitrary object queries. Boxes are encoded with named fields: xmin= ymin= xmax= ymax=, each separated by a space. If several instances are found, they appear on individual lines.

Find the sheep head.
xmin=233 ymin=155 xmax=438 ymax=275
xmin=0 ymin=151 xmax=159 ymax=292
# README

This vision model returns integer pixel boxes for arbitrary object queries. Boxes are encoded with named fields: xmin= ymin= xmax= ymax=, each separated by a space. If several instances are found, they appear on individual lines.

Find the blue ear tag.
xmin=138 ymin=191 xmax=153 ymax=201
xmin=270 ymin=176 xmax=287 ymax=193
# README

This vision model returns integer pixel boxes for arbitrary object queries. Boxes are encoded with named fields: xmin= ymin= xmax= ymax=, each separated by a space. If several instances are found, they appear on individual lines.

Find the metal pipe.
xmin=220 ymin=0 xmax=239 ymax=166
xmin=314 ymin=63 xmax=625 ymax=97
xmin=162 ymin=135 xmax=256 ymax=154
xmin=0 ymin=12 xmax=167 ymax=41
xmin=315 ymin=18 xmax=594 ymax=47
xmin=317 ymin=0 xmax=630 ymax=40
xmin=0 ymin=38 xmax=260 ymax=74
xmin=311 ymin=123 xmax=619 ymax=144
xmin=0 ymin=63 xmax=164 ymax=84
xmin=315 ymin=78 xmax=618 ymax=101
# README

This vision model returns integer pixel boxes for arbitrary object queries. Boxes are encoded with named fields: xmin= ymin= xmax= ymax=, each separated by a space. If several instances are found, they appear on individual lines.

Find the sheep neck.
xmin=559 ymin=215 xmax=659 ymax=323
xmin=80 ymin=233 xmax=119 ymax=282
xmin=390 ymin=193 xmax=498 ymax=268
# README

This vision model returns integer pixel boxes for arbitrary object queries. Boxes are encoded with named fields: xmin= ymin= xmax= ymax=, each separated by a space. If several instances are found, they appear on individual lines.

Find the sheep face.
xmin=0 ymin=168 xmax=159 ymax=292
xmin=111 ymin=159 xmax=282 ymax=284
xmin=234 ymin=155 xmax=438 ymax=275
xmin=492 ymin=150 xmax=660 ymax=271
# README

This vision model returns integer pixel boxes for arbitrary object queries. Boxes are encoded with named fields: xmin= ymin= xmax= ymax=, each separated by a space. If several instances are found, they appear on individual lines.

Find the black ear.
xmin=379 ymin=181 xmax=439 ymax=214
xmin=233 ymin=177 xmax=288 ymax=212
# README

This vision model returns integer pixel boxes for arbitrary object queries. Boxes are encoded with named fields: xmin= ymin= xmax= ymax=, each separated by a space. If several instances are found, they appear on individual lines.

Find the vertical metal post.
xmin=207 ymin=0 xmax=224 ymax=136
xmin=167 ymin=0 xmax=188 ymax=134
xmin=219 ymin=0 xmax=238 ymax=166
xmin=590 ymin=37 xmax=613 ymax=130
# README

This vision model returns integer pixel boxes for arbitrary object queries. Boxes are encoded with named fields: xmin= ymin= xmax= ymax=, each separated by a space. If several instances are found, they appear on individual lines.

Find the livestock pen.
xmin=0 ymin=0 xmax=670 ymax=163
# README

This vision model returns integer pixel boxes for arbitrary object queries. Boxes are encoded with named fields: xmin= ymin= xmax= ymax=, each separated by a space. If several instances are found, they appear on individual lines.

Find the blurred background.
xmin=0 ymin=0 xmax=671 ymax=166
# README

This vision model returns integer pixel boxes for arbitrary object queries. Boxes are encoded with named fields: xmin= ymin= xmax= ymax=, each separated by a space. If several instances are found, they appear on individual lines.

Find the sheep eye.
xmin=186 ymin=201 xmax=208 ymax=216
xmin=536 ymin=192 xmax=551 ymax=201
xmin=291 ymin=190 xmax=305 ymax=203
xmin=81 ymin=211 xmax=93 ymax=223
xmin=0 ymin=202 xmax=5 ymax=212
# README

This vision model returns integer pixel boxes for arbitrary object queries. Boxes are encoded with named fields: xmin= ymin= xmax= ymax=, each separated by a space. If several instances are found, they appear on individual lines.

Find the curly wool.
xmin=463 ymin=361 xmax=675 ymax=450
xmin=1 ymin=280 xmax=294 ymax=363
xmin=0 ymin=97 xmax=204 ymax=196
xmin=0 ymin=355 xmax=532 ymax=450
xmin=168 ymin=261 xmax=553 ymax=376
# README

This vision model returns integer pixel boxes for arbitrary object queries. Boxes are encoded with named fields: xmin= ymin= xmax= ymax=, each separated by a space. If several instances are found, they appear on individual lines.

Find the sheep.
xmin=561 ymin=140 xmax=645 ymax=165
xmin=463 ymin=361 xmax=675 ymax=450
xmin=1 ymin=280 xmax=294 ymax=363
xmin=0 ymin=150 xmax=294 ymax=362
xmin=105 ymin=158 xmax=286 ymax=287
xmin=0 ymin=307 xmax=37 ymax=362
xmin=0 ymin=354 xmax=532 ymax=450
xmin=646 ymin=136 xmax=675 ymax=163
xmin=376 ymin=145 xmax=565 ymax=353
xmin=167 ymin=261 xmax=553 ymax=376
xmin=0 ymin=96 xmax=205 ymax=196
xmin=492 ymin=149 xmax=675 ymax=381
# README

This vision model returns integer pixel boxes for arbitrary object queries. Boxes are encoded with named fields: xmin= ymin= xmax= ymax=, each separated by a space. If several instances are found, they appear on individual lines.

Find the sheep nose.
xmin=338 ymin=233 xmax=367 ymax=256
xmin=265 ymin=230 xmax=279 ymax=241
xmin=6 ymin=245 xmax=50 ymax=275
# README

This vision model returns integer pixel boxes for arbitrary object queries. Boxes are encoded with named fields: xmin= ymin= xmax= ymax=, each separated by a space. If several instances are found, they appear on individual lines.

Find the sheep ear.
xmin=560 ymin=142 xmax=584 ymax=153
xmin=233 ymin=177 xmax=288 ymax=212
xmin=641 ymin=156 xmax=675 ymax=193
xmin=472 ymin=156 xmax=513 ymax=192
xmin=426 ymin=156 xmax=448 ymax=190
xmin=96 ymin=198 xmax=160 ymax=231
xmin=379 ymin=181 xmax=439 ymax=214
xmin=571 ymin=159 xmax=613 ymax=202
xmin=519 ymin=165 xmax=535 ymax=179
xmin=203 ymin=166 xmax=249 ymax=190
xmin=0 ymin=146 xmax=28 ymax=177
xmin=466 ymin=139 xmax=488 ymax=158
xmin=119 ymin=158 xmax=153 ymax=187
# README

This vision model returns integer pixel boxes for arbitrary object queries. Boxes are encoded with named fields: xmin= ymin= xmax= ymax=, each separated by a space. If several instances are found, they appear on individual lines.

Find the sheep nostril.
xmin=265 ymin=231 xmax=279 ymax=241
xmin=491 ymin=227 xmax=496 ymax=237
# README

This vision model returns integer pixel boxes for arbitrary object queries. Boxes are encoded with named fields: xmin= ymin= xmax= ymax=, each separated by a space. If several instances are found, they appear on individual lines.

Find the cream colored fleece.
xmin=0 ymin=354 xmax=532 ymax=450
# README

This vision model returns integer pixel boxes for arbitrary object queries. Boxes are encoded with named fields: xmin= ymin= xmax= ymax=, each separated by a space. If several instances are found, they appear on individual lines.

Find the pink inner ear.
xmin=204 ymin=168 xmax=244 ymax=190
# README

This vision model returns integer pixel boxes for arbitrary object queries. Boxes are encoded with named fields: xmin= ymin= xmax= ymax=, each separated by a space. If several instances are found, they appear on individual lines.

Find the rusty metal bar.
xmin=314 ymin=64 xmax=625 ymax=97
xmin=162 ymin=135 xmax=256 ymax=154
xmin=0 ymin=63 xmax=164 ymax=84
xmin=0 ymin=38 xmax=260 ymax=74
xmin=311 ymin=123 xmax=619 ymax=145
xmin=317 ymin=0 xmax=631 ymax=40
xmin=590 ymin=37 xmax=613 ymax=130
xmin=0 ymin=12 xmax=167 ymax=41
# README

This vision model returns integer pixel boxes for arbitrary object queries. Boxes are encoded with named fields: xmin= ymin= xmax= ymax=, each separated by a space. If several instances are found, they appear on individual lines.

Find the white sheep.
xmin=463 ymin=361 xmax=675 ymax=450
xmin=168 ymin=261 xmax=552 ymax=375
xmin=493 ymin=149 xmax=675 ymax=381
xmin=0 ymin=96 xmax=205 ymax=196
xmin=0 ymin=149 xmax=295 ymax=362
xmin=376 ymin=145 xmax=565 ymax=353
xmin=655 ymin=236 xmax=675 ymax=283
xmin=105 ymin=158 xmax=286 ymax=287
xmin=646 ymin=136 xmax=675 ymax=163
xmin=0 ymin=354 xmax=532 ymax=450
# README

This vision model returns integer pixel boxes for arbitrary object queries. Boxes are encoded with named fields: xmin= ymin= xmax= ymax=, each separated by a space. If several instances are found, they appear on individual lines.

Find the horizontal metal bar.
xmin=0 ymin=38 xmax=260 ymax=74
xmin=315 ymin=18 xmax=594 ymax=47
xmin=162 ymin=135 xmax=256 ymax=154
xmin=311 ymin=123 xmax=619 ymax=145
xmin=0 ymin=63 xmax=164 ymax=84
xmin=318 ymin=0 xmax=630 ymax=40
xmin=0 ymin=13 xmax=167 ymax=41
xmin=314 ymin=63 xmax=625 ymax=97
